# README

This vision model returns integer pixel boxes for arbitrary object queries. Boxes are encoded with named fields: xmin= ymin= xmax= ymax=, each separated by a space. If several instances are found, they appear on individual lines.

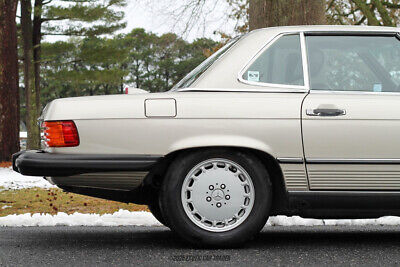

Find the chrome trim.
xmin=310 ymin=89 xmax=400 ymax=96
xmin=237 ymin=32 xmax=309 ymax=91
xmin=178 ymin=88 xmax=308 ymax=93
xmin=305 ymin=108 xmax=346 ymax=116
xmin=305 ymin=31 xmax=399 ymax=37
xmin=300 ymin=32 xmax=310 ymax=89
xmin=306 ymin=158 xmax=400 ymax=164
xmin=277 ymin=157 xmax=304 ymax=164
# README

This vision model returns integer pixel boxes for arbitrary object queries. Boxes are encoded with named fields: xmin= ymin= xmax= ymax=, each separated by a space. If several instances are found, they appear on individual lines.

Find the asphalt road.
xmin=2 ymin=225 xmax=400 ymax=266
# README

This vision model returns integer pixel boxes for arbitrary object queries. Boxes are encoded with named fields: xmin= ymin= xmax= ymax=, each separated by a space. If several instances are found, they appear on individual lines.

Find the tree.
xmin=37 ymin=28 xmax=217 ymax=101
xmin=327 ymin=0 xmax=400 ymax=26
xmin=116 ymin=29 xmax=216 ymax=93
xmin=21 ymin=0 xmax=40 ymax=148
xmin=249 ymin=0 xmax=326 ymax=30
xmin=121 ymin=28 xmax=157 ymax=91
xmin=20 ymin=0 xmax=126 ymax=149
xmin=40 ymin=36 xmax=128 ymax=103
xmin=227 ymin=0 xmax=249 ymax=33
xmin=0 ymin=0 xmax=20 ymax=161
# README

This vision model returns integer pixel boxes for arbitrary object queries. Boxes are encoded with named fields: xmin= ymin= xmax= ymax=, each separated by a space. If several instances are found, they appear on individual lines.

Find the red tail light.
xmin=42 ymin=121 xmax=79 ymax=147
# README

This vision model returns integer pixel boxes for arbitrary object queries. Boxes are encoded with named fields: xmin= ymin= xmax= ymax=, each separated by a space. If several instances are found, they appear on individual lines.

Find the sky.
xmin=41 ymin=0 xmax=237 ymax=42
xmin=116 ymin=0 xmax=236 ymax=41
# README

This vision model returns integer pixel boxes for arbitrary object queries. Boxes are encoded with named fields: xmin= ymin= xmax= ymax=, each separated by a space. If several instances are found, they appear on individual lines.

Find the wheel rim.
xmin=181 ymin=158 xmax=255 ymax=232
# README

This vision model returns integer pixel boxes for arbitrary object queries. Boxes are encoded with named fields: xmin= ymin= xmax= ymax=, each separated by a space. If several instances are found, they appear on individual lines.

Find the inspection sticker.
xmin=247 ymin=71 xmax=260 ymax=82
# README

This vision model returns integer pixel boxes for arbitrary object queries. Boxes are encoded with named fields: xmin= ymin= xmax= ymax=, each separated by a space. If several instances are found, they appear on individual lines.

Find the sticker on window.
xmin=373 ymin=84 xmax=382 ymax=92
xmin=247 ymin=71 xmax=260 ymax=82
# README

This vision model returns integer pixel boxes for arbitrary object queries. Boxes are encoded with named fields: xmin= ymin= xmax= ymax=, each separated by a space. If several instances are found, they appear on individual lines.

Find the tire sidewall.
xmin=161 ymin=149 xmax=272 ymax=246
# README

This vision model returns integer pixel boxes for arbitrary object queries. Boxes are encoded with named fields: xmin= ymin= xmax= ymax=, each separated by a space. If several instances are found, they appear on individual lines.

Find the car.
xmin=13 ymin=25 xmax=400 ymax=246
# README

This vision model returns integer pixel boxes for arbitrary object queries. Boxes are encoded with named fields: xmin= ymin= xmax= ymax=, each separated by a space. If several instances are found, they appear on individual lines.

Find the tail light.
xmin=42 ymin=121 xmax=79 ymax=147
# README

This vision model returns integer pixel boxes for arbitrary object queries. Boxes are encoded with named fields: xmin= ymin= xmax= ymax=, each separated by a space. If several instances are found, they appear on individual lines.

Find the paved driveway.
xmin=1 ymin=225 xmax=400 ymax=266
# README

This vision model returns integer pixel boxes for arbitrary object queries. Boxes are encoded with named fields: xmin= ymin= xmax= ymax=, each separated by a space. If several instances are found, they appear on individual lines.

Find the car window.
xmin=242 ymin=34 xmax=304 ymax=86
xmin=306 ymin=35 xmax=400 ymax=92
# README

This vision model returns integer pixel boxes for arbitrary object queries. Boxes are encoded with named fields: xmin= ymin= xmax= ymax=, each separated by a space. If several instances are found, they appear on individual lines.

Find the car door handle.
xmin=306 ymin=108 xmax=346 ymax=117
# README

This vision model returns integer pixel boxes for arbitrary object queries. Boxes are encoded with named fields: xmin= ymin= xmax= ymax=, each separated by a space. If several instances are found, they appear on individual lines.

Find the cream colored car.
xmin=13 ymin=25 xmax=400 ymax=246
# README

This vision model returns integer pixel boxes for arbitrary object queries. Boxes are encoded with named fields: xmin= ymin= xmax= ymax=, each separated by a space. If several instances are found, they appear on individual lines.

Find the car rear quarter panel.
xmin=44 ymin=92 xmax=306 ymax=162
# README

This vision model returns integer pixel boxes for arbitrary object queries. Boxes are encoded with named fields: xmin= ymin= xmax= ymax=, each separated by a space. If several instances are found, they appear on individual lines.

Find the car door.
xmin=302 ymin=33 xmax=400 ymax=190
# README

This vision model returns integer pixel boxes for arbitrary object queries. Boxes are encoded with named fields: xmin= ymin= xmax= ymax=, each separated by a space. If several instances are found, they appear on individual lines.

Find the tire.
xmin=148 ymin=197 xmax=169 ymax=227
xmin=160 ymin=148 xmax=272 ymax=247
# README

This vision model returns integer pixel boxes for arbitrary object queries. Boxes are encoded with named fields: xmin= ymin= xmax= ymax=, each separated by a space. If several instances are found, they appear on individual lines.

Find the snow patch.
xmin=3 ymin=210 xmax=400 ymax=227
xmin=0 ymin=210 xmax=161 ymax=227
xmin=267 ymin=216 xmax=400 ymax=227
xmin=0 ymin=167 xmax=55 ymax=190
xmin=267 ymin=216 xmax=325 ymax=226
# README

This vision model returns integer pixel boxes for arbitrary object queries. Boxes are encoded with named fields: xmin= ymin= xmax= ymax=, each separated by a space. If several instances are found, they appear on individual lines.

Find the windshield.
xmin=172 ymin=36 xmax=241 ymax=90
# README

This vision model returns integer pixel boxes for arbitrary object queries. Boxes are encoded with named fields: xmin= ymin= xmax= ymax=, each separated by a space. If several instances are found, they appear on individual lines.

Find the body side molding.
xmin=306 ymin=158 xmax=400 ymax=164
xmin=276 ymin=157 xmax=304 ymax=164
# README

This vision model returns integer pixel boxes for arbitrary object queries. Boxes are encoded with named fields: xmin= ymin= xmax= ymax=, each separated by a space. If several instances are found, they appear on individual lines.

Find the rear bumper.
xmin=12 ymin=150 xmax=162 ymax=177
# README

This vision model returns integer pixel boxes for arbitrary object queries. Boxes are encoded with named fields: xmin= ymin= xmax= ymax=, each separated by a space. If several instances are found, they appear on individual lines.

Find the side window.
xmin=306 ymin=35 xmax=400 ymax=92
xmin=242 ymin=34 xmax=304 ymax=86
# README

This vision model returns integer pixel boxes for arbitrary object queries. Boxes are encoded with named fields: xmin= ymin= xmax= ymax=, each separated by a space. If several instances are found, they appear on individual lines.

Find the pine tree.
xmin=21 ymin=0 xmax=127 ymax=149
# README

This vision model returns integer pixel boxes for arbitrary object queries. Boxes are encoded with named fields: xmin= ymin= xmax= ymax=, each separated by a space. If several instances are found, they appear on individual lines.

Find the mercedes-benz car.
xmin=13 ymin=25 xmax=400 ymax=246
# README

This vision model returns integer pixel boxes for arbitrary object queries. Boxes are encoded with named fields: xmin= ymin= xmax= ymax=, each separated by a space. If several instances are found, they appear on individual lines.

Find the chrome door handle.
xmin=306 ymin=108 xmax=346 ymax=117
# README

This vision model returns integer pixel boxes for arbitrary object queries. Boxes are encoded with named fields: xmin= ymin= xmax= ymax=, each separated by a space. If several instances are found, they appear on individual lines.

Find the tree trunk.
xmin=0 ymin=0 xmax=20 ymax=161
xmin=249 ymin=0 xmax=326 ymax=30
xmin=21 ymin=0 xmax=40 ymax=149
xmin=33 ymin=0 xmax=43 ymax=113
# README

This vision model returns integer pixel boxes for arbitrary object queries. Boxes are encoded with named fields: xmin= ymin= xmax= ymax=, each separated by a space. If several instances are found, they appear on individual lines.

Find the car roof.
xmin=252 ymin=25 xmax=400 ymax=34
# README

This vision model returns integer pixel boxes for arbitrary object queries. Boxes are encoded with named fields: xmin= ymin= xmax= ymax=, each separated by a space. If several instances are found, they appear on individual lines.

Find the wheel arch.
xmin=144 ymin=146 xmax=288 ymax=213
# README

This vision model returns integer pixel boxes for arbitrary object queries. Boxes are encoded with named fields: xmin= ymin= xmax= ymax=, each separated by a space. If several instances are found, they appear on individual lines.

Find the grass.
xmin=0 ymin=187 xmax=149 ymax=217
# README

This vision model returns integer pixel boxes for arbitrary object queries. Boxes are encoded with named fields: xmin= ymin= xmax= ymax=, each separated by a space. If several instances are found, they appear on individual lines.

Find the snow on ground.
xmin=0 ymin=210 xmax=161 ymax=227
xmin=3 ymin=167 xmax=400 ymax=227
xmin=267 ymin=215 xmax=400 ymax=227
xmin=2 ymin=210 xmax=400 ymax=227
xmin=0 ymin=167 xmax=56 ymax=190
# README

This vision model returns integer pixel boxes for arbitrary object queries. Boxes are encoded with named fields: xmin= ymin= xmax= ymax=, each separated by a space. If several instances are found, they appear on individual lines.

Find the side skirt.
xmin=285 ymin=191 xmax=400 ymax=219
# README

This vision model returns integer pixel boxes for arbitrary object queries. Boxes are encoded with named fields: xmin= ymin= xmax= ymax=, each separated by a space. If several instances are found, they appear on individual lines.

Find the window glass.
xmin=306 ymin=35 xmax=400 ymax=92
xmin=242 ymin=34 xmax=304 ymax=86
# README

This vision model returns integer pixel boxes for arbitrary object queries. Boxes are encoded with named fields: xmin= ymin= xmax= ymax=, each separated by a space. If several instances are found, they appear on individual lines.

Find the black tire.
xmin=148 ymin=198 xmax=169 ymax=227
xmin=160 ymin=148 xmax=272 ymax=247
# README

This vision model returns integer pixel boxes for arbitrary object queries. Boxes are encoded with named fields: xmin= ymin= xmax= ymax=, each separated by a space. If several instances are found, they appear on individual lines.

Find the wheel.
xmin=148 ymin=197 xmax=169 ymax=227
xmin=160 ymin=148 xmax=272 ymax=247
